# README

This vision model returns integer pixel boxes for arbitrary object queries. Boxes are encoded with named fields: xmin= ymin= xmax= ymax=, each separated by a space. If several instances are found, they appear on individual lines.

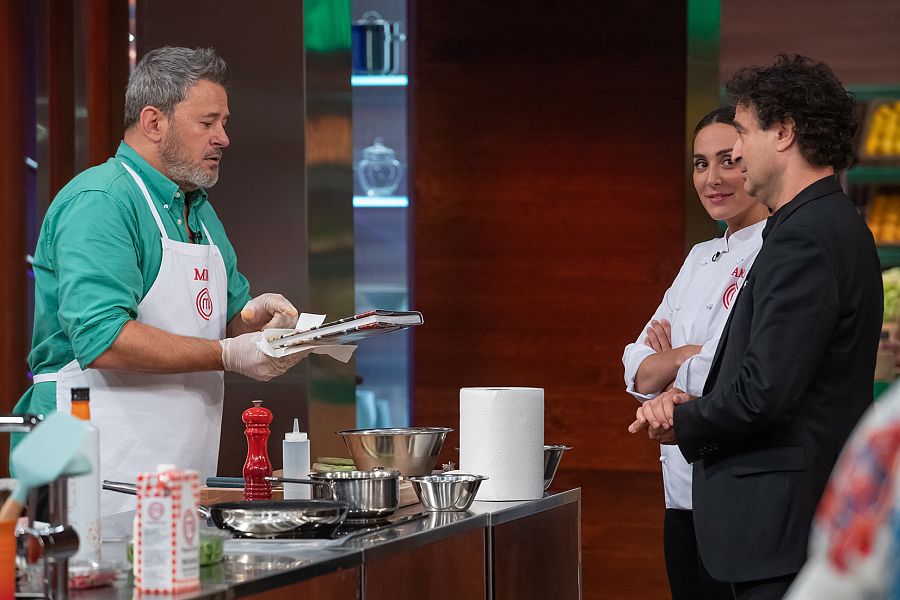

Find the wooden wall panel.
xmin=47 ymin=0 xmax=75 ymax=199
xmin=411 ymin=2 xmax=686 ymax=471
xmin=721 ymin=0 xmax=900 ymax=85
xmin=84 ymin=0 xmax=129 ymax=166
xmin=0 ymin=1 xmax=127 ymax=475
xmin=0 ymin=0 xmax=29 ymax=467
xmin=411 ymin=3 xmax=684 ymax=597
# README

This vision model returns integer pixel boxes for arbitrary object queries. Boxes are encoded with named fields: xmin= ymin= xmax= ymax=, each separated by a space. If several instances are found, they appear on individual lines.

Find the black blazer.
xmin=674 ymin=176 xmax=883 ymax=583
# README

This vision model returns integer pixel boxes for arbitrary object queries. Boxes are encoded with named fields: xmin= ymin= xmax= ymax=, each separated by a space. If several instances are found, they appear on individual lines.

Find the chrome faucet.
xmin=1 ymin=414 xmax=76 ymax=599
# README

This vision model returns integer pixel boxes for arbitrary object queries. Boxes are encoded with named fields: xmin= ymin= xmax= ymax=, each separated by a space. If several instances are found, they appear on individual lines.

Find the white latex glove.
xmin=240 ymin=293 xmax=299 ymax=331
xmin=220 ymin=333 xmax=311 ymax=381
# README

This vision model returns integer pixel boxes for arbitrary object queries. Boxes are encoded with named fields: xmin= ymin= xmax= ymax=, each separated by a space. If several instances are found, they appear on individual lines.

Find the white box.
xmin=133 ymin=467 xmax=200 ymax=594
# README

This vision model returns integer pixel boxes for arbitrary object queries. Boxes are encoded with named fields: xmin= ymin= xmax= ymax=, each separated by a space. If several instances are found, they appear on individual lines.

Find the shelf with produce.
xmin=847 ymin=85 xmax=900 ymax=102
xmin=861 ymin=181 xmax=900 ymax=252
xmin=857 ymin=98 xmax=900 ymax=164
xmin=850 ymin=86 xmax=900 ymax=167
xmin=878 ymin=246 xmax=900 ymax=269
xmin=878 ymin=266 xmax=900 ymax=399
xmin=848 ymin=86 xmax=900 ymax=261
xmin=849 ymin=166 xmax=900 ymax=185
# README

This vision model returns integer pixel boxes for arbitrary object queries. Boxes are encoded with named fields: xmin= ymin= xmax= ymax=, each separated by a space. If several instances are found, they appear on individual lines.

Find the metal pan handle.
xmin=102 ymin=480 xmax=137 ymax=495
xmin=266 ymin=476 xmax=325 ymax=486
xmin=104 ymin=479 xmax=212 ymax=520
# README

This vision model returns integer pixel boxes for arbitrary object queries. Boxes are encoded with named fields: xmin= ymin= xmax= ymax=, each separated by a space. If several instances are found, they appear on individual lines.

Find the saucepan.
xmin=102 ymin=481 xmax=349 ymax=538
xmin=268 ymin=467 xmax=400 ymax=520
xmin=351 ymin=11 xmax=406 ymax=75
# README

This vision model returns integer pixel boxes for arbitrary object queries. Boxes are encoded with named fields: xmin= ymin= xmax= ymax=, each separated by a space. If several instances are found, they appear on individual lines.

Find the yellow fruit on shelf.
xmin=880 ymin=116 xmax=897 ymax=156
xmin=864 ymin=102 xmax=900 ymax=158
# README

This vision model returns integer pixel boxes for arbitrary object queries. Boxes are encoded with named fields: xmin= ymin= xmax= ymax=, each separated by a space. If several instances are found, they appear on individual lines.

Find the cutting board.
xmin=398 ymin=480 xmax=418 ymax=507
xmin=201 ymin=487 xmax=283 ymax=505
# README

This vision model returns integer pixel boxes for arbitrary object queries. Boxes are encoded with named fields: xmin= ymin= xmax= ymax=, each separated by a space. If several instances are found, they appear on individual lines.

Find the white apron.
xmin=33 ymin=162 xmax=228 ymax=538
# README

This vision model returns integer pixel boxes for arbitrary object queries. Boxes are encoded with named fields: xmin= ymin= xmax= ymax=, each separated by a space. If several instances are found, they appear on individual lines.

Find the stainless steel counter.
xmin=68 ymin=489 xmax=580 ymax=599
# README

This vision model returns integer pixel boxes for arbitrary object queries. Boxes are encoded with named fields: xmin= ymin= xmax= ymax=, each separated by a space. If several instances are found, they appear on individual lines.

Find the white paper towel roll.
xmin=459 ymin=387 xmax=544 ymax=501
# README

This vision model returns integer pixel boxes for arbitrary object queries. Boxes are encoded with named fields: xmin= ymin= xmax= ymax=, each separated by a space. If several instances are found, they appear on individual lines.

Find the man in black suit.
xmin=629 ymin=54 xmax=883 ymax=599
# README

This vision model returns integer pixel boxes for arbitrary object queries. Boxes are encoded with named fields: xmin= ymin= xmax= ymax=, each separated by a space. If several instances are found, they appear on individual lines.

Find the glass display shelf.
xmin=351 ymin=74 xmax=408 ymax=87
xmin=352 ymin=0 xmax=410 ymax=428
xmin=355 ymin=284 xmax=409 ymax=312
xmin=353 ymin=195 xmax=409 ymax=208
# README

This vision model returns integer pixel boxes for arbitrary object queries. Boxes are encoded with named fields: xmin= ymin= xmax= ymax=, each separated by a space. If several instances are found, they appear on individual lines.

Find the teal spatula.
xmin=0 ymin=412 xmax=91 ymax=522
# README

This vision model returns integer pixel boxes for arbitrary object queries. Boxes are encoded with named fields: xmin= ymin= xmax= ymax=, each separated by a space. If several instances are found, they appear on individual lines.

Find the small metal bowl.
xmin=544 ymin=445 xmax=572 ymax=490
xmin=338 ymin=427 xmax=453 ymax=476
xmin=407 ymin=474 xmax=488 ymax=512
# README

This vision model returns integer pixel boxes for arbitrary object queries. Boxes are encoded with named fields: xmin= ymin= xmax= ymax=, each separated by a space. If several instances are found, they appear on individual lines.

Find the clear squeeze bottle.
xmin=282 ymin=418 xmax=311 ymax=500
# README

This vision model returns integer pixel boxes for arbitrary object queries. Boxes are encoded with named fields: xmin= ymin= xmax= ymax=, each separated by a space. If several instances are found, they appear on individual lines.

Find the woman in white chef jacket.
xmin=622 ymin=106 xmax=770 ymax=600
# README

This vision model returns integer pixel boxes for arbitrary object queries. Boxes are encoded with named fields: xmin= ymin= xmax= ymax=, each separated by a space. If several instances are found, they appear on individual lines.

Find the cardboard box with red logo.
xmin=133 ymin=465 xmax=200 ymax=594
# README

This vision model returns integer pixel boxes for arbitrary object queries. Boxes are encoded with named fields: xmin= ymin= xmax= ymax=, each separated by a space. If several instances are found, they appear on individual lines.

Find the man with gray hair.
xmin=13 ymin=47 xmax=307 ymax=534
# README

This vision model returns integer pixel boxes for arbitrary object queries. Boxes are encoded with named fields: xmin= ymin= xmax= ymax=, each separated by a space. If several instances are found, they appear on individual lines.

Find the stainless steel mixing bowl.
xmin=407 ymin=474 xmax=487 ymax=511
xmin=338 ymin=427 xmax=453 ymax=476
xmin=544 ymin=445 xmax=572 ymax=490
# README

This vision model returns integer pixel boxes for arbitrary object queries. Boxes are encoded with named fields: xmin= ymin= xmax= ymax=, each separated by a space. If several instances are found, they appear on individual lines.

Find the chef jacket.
xmin=622 ymin=219 xmax=765 ymax=509
xmin=14 ymin=141 xmax=252 ymax=422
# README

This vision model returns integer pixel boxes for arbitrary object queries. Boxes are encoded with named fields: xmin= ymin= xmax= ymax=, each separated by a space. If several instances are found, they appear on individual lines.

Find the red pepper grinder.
xmin=242 ymin=399 xmax=273 ymax=500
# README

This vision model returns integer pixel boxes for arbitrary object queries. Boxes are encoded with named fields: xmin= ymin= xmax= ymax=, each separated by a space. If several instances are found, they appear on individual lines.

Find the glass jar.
xmin=357 ymin=138 xmax=403 ymax=197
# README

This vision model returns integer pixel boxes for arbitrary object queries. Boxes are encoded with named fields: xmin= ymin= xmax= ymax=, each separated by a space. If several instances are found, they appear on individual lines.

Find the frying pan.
xmin=102 ymin=481 xmax=348 ymax=538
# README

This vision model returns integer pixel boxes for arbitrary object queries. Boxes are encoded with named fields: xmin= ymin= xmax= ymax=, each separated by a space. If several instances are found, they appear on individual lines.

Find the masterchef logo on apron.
xmin=722 ymin=266 xmax=748 ymax=309
xmin=196 ymin=288 xmax=213 ymax=320
xmin=722 ymin=281 xmax=739 ymax=309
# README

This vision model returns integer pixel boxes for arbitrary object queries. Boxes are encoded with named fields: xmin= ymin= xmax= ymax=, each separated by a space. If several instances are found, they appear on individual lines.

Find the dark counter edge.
xmin=479 ymin=487 xmax=581 ymax=527
xmin=226 ymin=550 xmax=361 ymax=599
xmin=229 ymin=488 xmax=583 ymax=595
xmin=75 ymin=489 xmax=581 ymax=599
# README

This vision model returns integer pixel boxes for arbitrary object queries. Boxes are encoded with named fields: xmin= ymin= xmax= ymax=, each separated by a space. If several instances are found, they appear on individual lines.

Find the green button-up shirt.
xmin=14 ymin=141 xmax=252 ymax=420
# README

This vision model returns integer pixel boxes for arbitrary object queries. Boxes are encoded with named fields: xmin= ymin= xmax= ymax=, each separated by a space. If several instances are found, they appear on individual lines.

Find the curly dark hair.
xmin=725 ymin=54 xmax=858 ymax=171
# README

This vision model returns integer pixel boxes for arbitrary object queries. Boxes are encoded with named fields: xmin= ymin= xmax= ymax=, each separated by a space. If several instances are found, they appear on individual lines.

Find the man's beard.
xmin=159 ymin=123 xmax=221 ymax=191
